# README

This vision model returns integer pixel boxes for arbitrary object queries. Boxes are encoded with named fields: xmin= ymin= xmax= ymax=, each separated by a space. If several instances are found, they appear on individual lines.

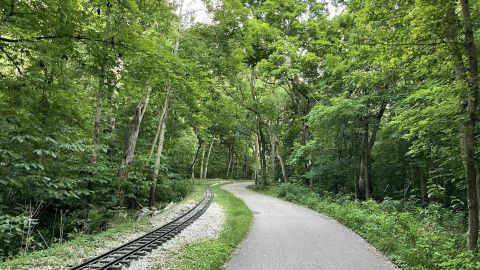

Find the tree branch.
xmin=0 ymin=46 xmax=22 ymax=74
xmin=0 ymin=35 xmax=104 ymax=43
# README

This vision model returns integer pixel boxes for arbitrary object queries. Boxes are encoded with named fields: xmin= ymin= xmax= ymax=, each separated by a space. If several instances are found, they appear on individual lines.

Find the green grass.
xmin=0 ymin=184 xmax=201 ymax=270
xmin=156 ymin=183 xmax=252 ymax=270
xmin=251 ymin=182 xmax=480 ymax=270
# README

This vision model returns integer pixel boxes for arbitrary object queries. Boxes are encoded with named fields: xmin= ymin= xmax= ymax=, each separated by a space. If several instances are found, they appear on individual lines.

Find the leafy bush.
xmin=0 ymin=215 xmax=26 ymax=258
xmin=155 ymin=178 xmax=194 ymax=204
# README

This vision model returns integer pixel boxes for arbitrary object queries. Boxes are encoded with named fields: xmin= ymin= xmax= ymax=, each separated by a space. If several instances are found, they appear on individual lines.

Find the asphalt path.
xmin=222 ymin=182 xmax=398 ymax=270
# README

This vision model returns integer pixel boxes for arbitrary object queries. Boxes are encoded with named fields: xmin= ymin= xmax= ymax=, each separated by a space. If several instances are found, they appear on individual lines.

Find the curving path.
xmin=222 ymin=182 xmax=398 ymax=270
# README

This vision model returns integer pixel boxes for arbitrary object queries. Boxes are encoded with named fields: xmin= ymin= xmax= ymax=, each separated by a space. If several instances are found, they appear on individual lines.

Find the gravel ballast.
xmin=0 ymin=191 xmax=224 ymax=270
xmin=62 ymin=202 xmax=199 ymax=265
xmin=127 ymin=202 xmax=225 ymax=270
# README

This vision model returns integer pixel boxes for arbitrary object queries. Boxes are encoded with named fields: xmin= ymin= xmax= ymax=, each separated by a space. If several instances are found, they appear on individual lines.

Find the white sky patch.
xmin=326 ymin=1 xmax=345 ymax=19
xmin=174 ymin=0 xmax=213 ymax=26
xmin=173 ymin=0 xmax=343 ymax=26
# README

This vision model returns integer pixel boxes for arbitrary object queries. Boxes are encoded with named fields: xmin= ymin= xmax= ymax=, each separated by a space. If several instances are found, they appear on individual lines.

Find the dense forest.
xmin=2 ymin=0 xmax=480 ymax=263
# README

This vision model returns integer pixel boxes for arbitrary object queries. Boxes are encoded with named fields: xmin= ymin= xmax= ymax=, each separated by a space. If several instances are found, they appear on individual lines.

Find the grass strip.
xmin=160 ymin=183 xmax=252 ymax=270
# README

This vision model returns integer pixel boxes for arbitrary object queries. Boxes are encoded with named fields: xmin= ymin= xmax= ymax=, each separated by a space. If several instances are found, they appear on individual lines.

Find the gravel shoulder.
xmin=127 ymin=202 xmax=225 ymax=270
xmin=0 ymin=188 xmax=221 ymax=270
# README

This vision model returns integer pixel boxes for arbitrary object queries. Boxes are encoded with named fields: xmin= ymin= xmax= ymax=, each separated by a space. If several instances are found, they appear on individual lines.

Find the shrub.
xmin=0 ymin=215 xmax=25 ymax=258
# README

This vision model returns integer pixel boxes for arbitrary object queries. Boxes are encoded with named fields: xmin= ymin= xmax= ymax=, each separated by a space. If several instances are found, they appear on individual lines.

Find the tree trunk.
xmin=116 ymin=87 xmax=151 ymax=201
xmin=92 ymin=65 xmax=105 ymax=165
xmin=92 ymin=1 xmax=112 ymax=165
xmin=254 ymin=137 xmax=259 ymax=185
xmin=250 ymin=66 xmax=268 ymax=186
xmin=358 ymin=122 xmax=370 ymax=200
xmin=148 ymin=109 xmax=163 ymax=160
xmin=232 ymin=154 xmax=237 ymax=179
xmin=270 ymin=131 xmax=276 ymax=181
xmin=258 ymin=126 xmax=268 ymax=186
xmin=189 ymin=141 xmax=202 ymax=179
xmin=357 ymin=99 xmax=387 ymax=200
xmin=148 ymin=88 xmax=170 ymax=162
xmin=460 ymin=0 xmax=479 ymax=251
xmin=9 ymin=0 xmax=15 ymax=16
xmin=226 ymin=144 xmax=233 ymax=178
xmin=272 ymin=133 xmax=287 ymax=182
xmin=277 ymin=150 xmax=287 ymax=183
xmin=191 ymin=160 xmax=195 ymax=179
xmin=243 ymin=151 xmax=248 ymax=178
xmin=148 ymin=92 xmax=169 ymax=207
xmin=199 ymin=143 xmax=206 ymax=179
xmin=203 ymin=138 xmax=215 ymax=179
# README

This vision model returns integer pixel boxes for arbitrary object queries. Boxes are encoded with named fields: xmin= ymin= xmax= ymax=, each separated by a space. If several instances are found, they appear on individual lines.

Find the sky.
xmin=178 ymin=0 xmax=344 ymax=25
xmin=181 ymin=0 xmax=212 ymax=25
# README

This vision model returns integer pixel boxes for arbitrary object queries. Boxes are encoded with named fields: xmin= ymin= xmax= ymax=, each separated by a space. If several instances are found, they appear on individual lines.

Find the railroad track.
xmin=69 ymin=188 xmax=214 ymax=270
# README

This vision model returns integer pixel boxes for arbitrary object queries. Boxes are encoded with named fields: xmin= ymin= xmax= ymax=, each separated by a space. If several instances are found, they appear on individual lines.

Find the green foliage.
xmin=0 ymin=0 xmax=207 ymax=258
xmin=0 ymin=215 xmax=26 ymax=257
xmin=2 ymin=0 xmax=480 ymax=263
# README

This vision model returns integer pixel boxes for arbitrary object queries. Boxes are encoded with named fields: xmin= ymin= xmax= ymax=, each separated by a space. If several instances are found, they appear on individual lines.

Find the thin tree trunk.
xmin=92 ymin=65 xmax=104 ymax=165
xmin=109 ymin=89 xmax=119 ymax=133
xmin=303 ymin=119 xmax=312 ymax=187
xmin=258 ymin=122 xmax=268 ymax=186
xmin=250 ymin=66 xmax=268 ymax=186
xmin=243 ymin=151 xmax=248 ymax=178
xmin=9 ymin=0 xmax=15 ymax=16
xmin=254 ymin=137 xmax=259 ymax=185
xmin=148 ymin=109 xmax=163 ymax=160
xmin=460 ymin=0 xmax=479 ymax=251
xmin=117 ymin=87 xmax=151 ymax=201
xmin=270 ymin=131 xmax=276 ymax=181
xmin=226 ymin=145 xmax=233 ymax=178
xmin=148 ymin=0 xmax=183 ymax=162
xmin=199 ymin=143 xmax=206 ymax=179
xmin=203 ymin=138 xmax=215 ymax=179
xmin=358 ymin=122 xmax=370 ymax=200
xmin=277 ymin=151 xmax=287 ymax=183
xmin=149 ymin=88 xmax=170 ymax=161
xmin=189 ymin=141 xmax=202 ymax=179
xmin=191 ymin=157 xmax=196 ymax=179
xmin=275 ymin=141 xmax=288 ymax=183
xmin=271 ymin=133 xmax=287 ymax=183
xmin=92 ymin=1 xmax=112 ymax=165
xmin=148 ymin=91 xmax=169 ymax=207
xmin=233 ymin=153 xmax=238 ymax=178
xmin=231 ymin=154 xmax=236 ymax=179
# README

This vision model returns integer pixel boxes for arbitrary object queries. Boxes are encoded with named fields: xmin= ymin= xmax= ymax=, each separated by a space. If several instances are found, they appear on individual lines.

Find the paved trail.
xmin=222 ymin=182 xmax=398 ymax=270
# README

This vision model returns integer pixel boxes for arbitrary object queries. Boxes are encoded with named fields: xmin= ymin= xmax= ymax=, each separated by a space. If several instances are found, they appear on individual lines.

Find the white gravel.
xmin=1 ymin=194 xmax=224 ymax=270
xmin=83 ymin=203 xmax=199 ymax=257
xmin=126 ymin=202 xmax=225 ymax=270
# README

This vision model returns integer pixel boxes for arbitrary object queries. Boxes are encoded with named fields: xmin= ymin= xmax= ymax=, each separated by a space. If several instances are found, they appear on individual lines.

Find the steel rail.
xmin=69 ymin=188 xmax=213 ymax=270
